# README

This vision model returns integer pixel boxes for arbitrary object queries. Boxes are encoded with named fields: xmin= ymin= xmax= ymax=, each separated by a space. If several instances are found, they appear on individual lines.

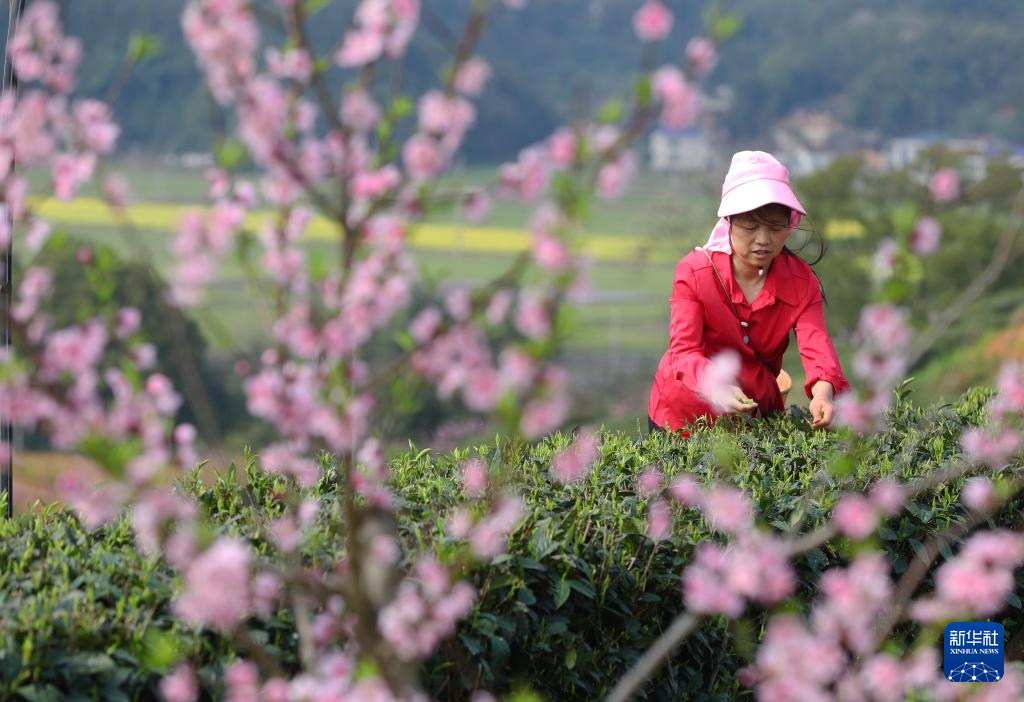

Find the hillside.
xmin=4 ymin=1 xmax=1023 ymax=162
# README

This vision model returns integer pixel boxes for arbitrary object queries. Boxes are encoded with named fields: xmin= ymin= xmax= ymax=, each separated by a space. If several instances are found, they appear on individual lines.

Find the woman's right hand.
xmin=722 ymin=385 xmax=758 ymax=415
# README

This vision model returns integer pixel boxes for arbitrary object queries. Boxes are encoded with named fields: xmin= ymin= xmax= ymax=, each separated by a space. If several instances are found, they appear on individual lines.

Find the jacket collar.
xmin=709 ymin=249 xmax=804 ymax=309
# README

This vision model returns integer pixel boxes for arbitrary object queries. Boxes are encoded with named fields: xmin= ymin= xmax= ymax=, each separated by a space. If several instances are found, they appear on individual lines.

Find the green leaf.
xmin=139 ymin=628 xmax=179 ymax=670
xmin=127 ymin=33 xmax=161 ymax=62
xmin=567 ymin=578 xmax=596 ymax=600
xmin=597 ymin=98 xmax=624 ymax=124
xmin=633 ymin=76 xmax=652 ymax=105
xmin=392 ymin=96 xmax=413 ymax=119
xmin=564 ymin=648 xmax=577 ymax=670
xmin=891 ymin=201 xmax=918 ymax=237
xmin=215 ymin=138 xmax=246 ymax=170
xmin=17 ymin=686 xmax=64 ymax=702
xmin=67 ymin=653 xmax=116 ymax=674
xmin=458 ymin=634 xmax=484 ymax=656
xmin=77 ymin=434 xmax=140 ymax=479
xmin=304 ymin=0 xmax=333 ymax=13
xmin=709 ymin=13 xmax=741 ymax=42
xmin=1008 ymin=592 xmax=1022 ymax=609
xmin=554 ymin=578 xmax=571 ymax=609
xmin=490 ymin=635 xmax=511 ymax=665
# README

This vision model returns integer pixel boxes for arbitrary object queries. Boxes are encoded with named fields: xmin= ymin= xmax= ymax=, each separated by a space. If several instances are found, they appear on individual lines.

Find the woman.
xmin=648 ymin=150 xmax=849 ymax=434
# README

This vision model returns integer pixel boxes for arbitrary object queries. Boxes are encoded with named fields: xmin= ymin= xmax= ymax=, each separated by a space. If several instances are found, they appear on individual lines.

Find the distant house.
xmin=886 ymin=133 xmax=1001 ymax=180
xmin=772 ymin=110 xmax=879 ymax=177
xmin=884 ymin=132 xmax=943 ymax=171
xmin=648 ymin=126 xmax=719 ymax=173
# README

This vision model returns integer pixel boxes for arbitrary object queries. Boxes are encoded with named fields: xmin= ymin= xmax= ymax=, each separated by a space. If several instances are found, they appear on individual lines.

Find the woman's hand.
xmin=809 ymin=381 xmax=835 ymax=429
xmin=723 ymin=385 xmax=758 ymax=416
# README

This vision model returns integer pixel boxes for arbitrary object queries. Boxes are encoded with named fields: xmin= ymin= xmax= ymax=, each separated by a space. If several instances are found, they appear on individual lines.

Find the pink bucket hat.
xmin=702 ymin=151 xmax=806 ymax=254
xmin=717 ymin=150 xmax=806 ymax=218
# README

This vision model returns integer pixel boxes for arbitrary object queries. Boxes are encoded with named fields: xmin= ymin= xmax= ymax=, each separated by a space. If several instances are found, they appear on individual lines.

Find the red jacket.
xmin=648 ymin=248 xmax=850 ymax=432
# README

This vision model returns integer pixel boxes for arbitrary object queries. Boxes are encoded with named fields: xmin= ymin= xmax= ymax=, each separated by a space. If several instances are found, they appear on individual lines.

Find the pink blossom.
xmin=869 ymin=479 xmax=905 ymax=516
xmin=132 ymin=343 xmax=157 ymax=370
xmin=409 ymin=306 xmax=442 ymax=344
xmin=224 ymin=660 xmax=260 ymax=702
xmin=352 ymin=165 xmax=401 ymax=199
xmin=181 ymin=0 xmax=259 ymax=104
xmin=57 ymin=473 xmax=126 ymax=530
xmin=260 ymin=443 xmax=321 ymax=487
xmin=251 ymin=572 xmax=283 ymax=618
xmin=52 ymin=152 xmax=95 ymax=201
xmin=486 ymin=289 xmax=514 ymax=326
xmin=935 ymin=558 xmax=1013 ymax=615
xmin=596 ymin=151 xmax=636 ymax=201
xmin=960 ymin=427 xmax=1021 ymax=468
xmin=497 ymin=146 xmax=549 ymax=201
xmin=265 ymin=46 xmax=312 ymax=82
xmin=989 ymin=361 xmax=1024 ymax=419
xmin=667 ymin=475 xmax=701 ymax=506
xmin=102 ymin=174 xmax=131 ymax=210
xmin=551 ymin=428 xmax=601 ymax=484
xmin=637 ymin=467 xmax=663 ymax=496
xmin=378 ymin=574 xmax=476 ymax=661
xmin=652 ymin=65 xmax=698 ymax=129
xmin=698 ymin=349 xmax=741 ymax=413
xmin=929 ymin=167 xmax=960 ymax=203
xmin=686 ymin=37 xmax=718 ymax=77
xmin=417 ymin=90 xmax=476 ymax=139
xmin=682 ymin=543 xmax=745 ymax=616
xmin=455 ymin=57 xmax=491 ymax=96
xmin=269 ymin=516 xmax=302 ymax=553
xmin=910 ymin=216 xmax=942 ymax=256
xmin=633 ymin=1 xmax=673 ymax=42
xmin=403 ymin=133 xmax=446 ymax=182
xmin=532 ymin=231 xmax=570 ymax=271
xmin=743 ymin=615 xmax=846 ymax=697
xmin=833 ymin=494 xmax=879 ymax=540
xmin=514 ymin=291 xmax=550 ymax=340
xmin=646 ymin=499 xmax=672 ymax=540
xmin=336 ymin=28 xmax=384 ymax=67
xmin=464 ymin=367 xmax=502 ymax=412
xmin=72 ymin=99 xmax=119 ymax=153
xmin=962 ymin=477 xmax=997 ymax=513
xmin=702 ymin=484 xmax=754 ymax=534
xmin=173 ymin=537 xmax=251 ymax=631
xmin=468 ymin=494 xmax=523 ymax=559
xmin=461 ymin=457 xmax=488 ymax=498
xmin=870 ymin=237 xmax=898 ymax=281
xmin=146 ymin=373 xmax=182 ymax=416
xmin=462 ymin=189 xmax=492 ymax=223
xmin=160 ymin=664 xmax=198 ymax=702
xmin=340 ymin=89 xmax=381 ymax=132
xmin=115 ymin=307 xmax=142 ymax=339
xmin=498 ymin=347 xmax=534 ymax=392
xmin=547 ymin=128 xmax=577 ymax=169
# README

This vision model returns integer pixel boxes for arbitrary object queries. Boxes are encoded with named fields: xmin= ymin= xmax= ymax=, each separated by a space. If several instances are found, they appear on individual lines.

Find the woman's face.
xmin=729 ymin=204 xmax=792 ymax=269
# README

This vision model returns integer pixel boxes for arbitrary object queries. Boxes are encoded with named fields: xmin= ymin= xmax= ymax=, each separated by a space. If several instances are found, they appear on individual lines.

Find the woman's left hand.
xmin=809 ymin=381 xmax=835 ymax=429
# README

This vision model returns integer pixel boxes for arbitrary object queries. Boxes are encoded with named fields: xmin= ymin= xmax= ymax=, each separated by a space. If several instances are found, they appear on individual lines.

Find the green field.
xmin=23 ymin=159 xmax=877 ymax=447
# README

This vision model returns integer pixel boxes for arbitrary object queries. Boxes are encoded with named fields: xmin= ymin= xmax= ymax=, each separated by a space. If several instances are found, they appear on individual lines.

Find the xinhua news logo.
xmin=944 ymin=622 xmax=1004 ymax=683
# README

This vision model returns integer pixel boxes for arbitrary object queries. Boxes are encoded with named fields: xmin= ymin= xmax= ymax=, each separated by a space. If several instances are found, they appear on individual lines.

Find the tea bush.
xmin=1 ymin=386 xmax=1021 ymax=700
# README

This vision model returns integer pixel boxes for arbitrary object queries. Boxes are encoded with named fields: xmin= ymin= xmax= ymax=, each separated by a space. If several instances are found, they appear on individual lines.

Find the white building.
xmin=648 ymin=126 xmax=719 ymax=173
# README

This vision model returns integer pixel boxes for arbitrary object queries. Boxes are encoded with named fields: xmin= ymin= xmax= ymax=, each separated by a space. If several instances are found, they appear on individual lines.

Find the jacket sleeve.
xmin=794 ymin=278 xmax=851 ymax=399
xmin=668 ymin=261 xmax=709 ymax=389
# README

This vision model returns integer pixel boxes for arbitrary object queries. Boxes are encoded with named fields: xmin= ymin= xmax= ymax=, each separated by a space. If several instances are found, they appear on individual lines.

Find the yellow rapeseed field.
xmin=31 ymin=197 xmax=865 ymax=262
xmin=32 ymin=197 xmax=644 ymax=261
